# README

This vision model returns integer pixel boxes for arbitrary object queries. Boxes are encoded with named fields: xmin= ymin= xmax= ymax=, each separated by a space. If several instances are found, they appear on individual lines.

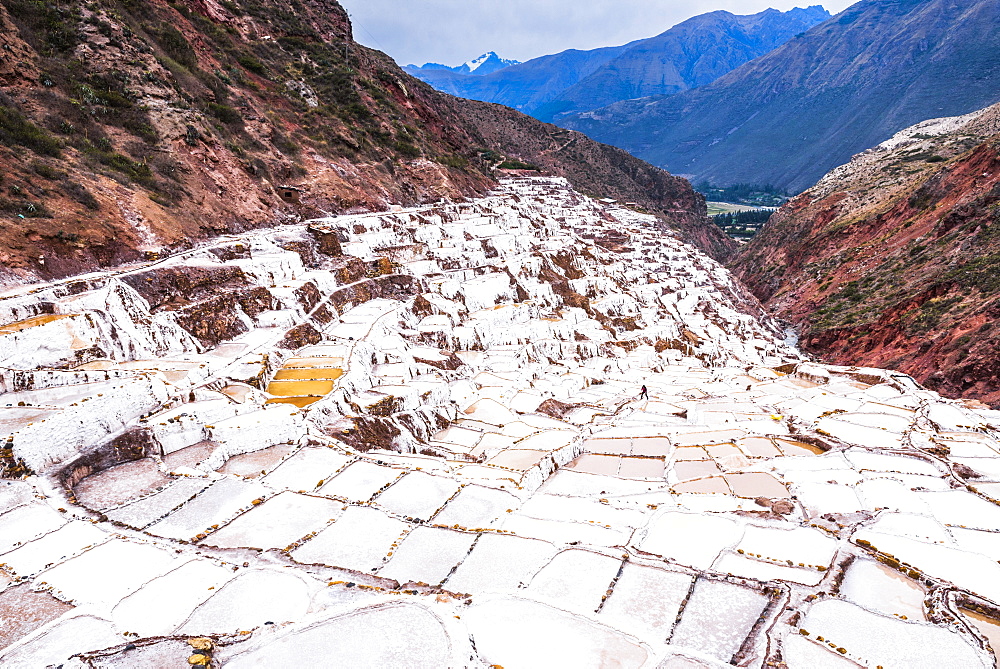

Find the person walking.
xmin=639 ymin=384 xmax=648 ymax=400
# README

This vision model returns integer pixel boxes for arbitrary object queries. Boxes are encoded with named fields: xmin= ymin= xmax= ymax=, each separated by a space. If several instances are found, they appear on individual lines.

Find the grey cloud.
xmin=339 ymin=0 xmax=858 ymax=67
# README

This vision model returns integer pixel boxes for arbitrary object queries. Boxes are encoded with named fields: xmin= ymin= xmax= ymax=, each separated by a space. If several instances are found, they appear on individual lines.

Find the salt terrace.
xmin=0 ymin=177 xmax=999 ymax=667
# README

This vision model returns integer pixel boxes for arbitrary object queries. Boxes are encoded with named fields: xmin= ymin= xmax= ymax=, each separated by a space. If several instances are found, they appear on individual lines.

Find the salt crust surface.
xmin=0 ymin=178 xmax=998 ymax=666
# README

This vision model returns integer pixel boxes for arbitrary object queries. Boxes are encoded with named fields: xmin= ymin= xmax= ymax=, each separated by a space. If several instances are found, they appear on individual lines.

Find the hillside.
xmin=404 ymin=7 xmax=828 ymax=123
xmin=0 ymin=0 xmax=726 ymax=286
xmin=731 ymin=101 xmax=1000 ymax=407
xmin=564 ymin=0 xmax=1000 ymax=193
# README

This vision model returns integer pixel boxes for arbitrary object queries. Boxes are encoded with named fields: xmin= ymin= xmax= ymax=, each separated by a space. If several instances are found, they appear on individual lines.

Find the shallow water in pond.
xmin=283 ymin=357 xmax=344 ymax=368
xmin=739 ymin=437 xmax=782 ymax=458
xmin=672 ymin=477 xmax=730 ymax=494
xmin=774 ymin=438 xmax=825 ymax=456
xmin=487 ymin=449 xmax=548 ymax=470
xmin=631 ymin=437 xmax=673 ymax=457
xmin=673 ymin=460 xmax=721 ymax=481
xmin=0 ymin=313 xmax=75 ymax=334
xmin=960 ymin=608 xmax=1000 ymax=662
xmin=566 ymin=454 xmax=621 ymax=476
xmin=265 ymin=396 xmax=321 ymax=407
xmin=585 ymin=438 xmax=632 ymax=455
xmin=274 ymin=368 xmax=344 ymax=381
xmin=267 ymin=379 xmax=336 ymax=397
xmin=617 ymin=457 xmax=665 ymax=478
xmin=725 ymin=472 xmax=789 ymax=498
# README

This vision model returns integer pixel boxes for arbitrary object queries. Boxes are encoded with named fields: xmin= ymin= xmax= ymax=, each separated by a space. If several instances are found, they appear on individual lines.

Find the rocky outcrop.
xmin=0 ymin=0 xmax=722 ymax=286
xmin=731 ymin=102 xmax=1000 ymax=407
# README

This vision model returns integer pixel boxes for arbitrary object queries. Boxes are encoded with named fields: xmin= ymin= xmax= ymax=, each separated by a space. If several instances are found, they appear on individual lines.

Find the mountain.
xmin=0 ymin=0 xmax=727 ymax=285
xmin=404 ymin=43 xmax=638 ymax=116
xmin=536 ymin=6 xmax=830 ymax=122
xmin=564 ymin=0 xmax=1000 ymax=193
xmin=407 ymin=51 xmax=520 ymax=77
xmin=404 ymin=7 xmax=830 ymax=122
xmin=731 ymin=101 xmax=1000 ymax=407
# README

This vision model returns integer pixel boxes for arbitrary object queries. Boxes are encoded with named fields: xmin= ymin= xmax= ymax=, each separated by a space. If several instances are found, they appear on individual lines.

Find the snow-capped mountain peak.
xmin=464 ymin=51 xmax=510 ymax=72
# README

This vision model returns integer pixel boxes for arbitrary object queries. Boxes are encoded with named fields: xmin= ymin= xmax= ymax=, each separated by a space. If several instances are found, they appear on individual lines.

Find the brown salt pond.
xmin=0 ymin=408 xmax=56 ymax=434
xmin=960 ymin=608 xmax=1000 ymax=662
xmin=0 ymin=313 xmax=75 ymax=335
xmin=486 ymin=449 xmax=548 ymax=471
xmin=73 ymin=458 xmax=173 ymax=510
xmin=725 ymin=472 xmax=790 ymax=499
xmin=161 ymin=441 xmax=217 ymax=470
xmin=0 ymin=585 xmax=75 ymax=649
xmin=218 ymin=442 xmax=298 ymax=478
xmin=774 ymin=438 xmax=826 ymax=456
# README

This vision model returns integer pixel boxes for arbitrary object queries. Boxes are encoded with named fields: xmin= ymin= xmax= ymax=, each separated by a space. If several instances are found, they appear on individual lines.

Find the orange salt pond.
xmin=266 ymin=380 xmax=336 ymax=397
xmin=273 ymin=368 xmax=344 ymax=381
xmin=0 ymin=313 xmax=75 ymax=335
xmin=725 ymin=472 xmax=790 ymax=498
xmin=281 ymin=357 xmax=345 ymax=368
xmin=265 ymin=356 xmax=344 ymax=407
xmin=264 ymin=397 xmax=320 ymax=408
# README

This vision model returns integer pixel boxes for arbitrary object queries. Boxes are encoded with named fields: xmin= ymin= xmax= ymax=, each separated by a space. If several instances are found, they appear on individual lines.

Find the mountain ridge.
xmin=563 ymin=0 xmax=1000 ymax=192
xmin=408 ymin=51 xmax=520 ymax=76
xmin=403 ymin=6 xmax=829 ymax=122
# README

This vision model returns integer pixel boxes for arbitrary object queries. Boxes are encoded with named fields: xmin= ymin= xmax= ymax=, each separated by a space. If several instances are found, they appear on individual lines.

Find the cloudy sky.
xmin=338 ymin=0 xmax=858 ymax=67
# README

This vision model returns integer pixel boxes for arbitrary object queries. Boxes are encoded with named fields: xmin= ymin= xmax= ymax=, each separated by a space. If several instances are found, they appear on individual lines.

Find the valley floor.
xmin=1 ymin=178 xmax=999 ymax=667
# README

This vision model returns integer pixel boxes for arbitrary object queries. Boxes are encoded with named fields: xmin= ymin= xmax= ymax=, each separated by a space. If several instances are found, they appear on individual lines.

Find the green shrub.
xmin=237 ymin=55 xmax=267 ymax=75
xmin=207 ymin=103 xmax=243 ymax=125
xmin=434 ymin=155 xmax=468 ymax=169
xmin=393 ymin=141 xmax=421 ymax=158
xmin=0 ymin=106 xmax=62 ymax=157
xmin=499 ymin=159 xmax=541 ymax=171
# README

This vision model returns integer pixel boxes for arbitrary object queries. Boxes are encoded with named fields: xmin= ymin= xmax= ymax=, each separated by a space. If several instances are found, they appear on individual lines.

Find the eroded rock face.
xmin=732 ymin=101 xmax=1000 ymax=408
xmin=1 ymin=178 xmax=999 ymax=668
